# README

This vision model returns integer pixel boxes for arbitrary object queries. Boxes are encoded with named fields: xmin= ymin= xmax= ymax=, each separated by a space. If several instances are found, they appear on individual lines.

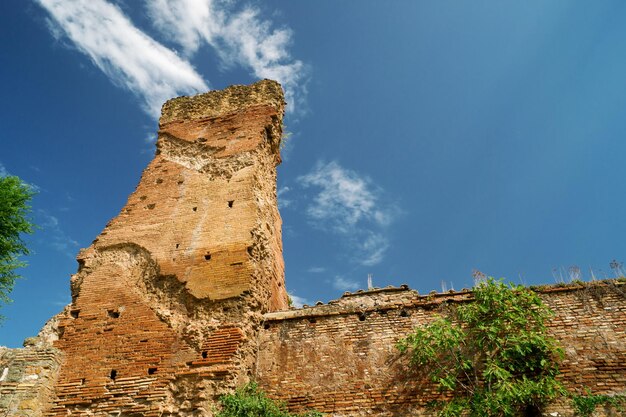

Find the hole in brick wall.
xmin=58 ymin=326 xmax=65 ymax=338
xmin=400 ymin=310 xmax=409 ymax=317
xmin=108 ymin=310 xmax=120 ymax=319
xmin=175 ymin=243 xmax=180 ymax=249
xmin=247 ymin=246 xmax=253 ymax=256
xmin=230 ymin=262 xmax=243 ymax=266
xmin=204 ymin=253 xmax=211 ymax=261
xmin=358 ymin=313 xmax=366 ymax=321
xmin=148 ymin=367 xmax=157 ymax=375
xmin=80 ymin=378 xmax=85 ymax=385
xmin=110 ymin=370 xmax=117 ymax=381
xmin=201 ymin=351 xmax=208 ymax=359
xmin=140 ymin=339 xmax=148 ymax=343
xmin=147 ymin=203 xmax=156 ymax=210
xmin=308 ymin=318 xmax=317 ymax=324
xmin=70 ymin=310 xmax=80 ymax=319
xmin=139 ymin=195 xmax=147 ymax=201
xmin=228 ymin=200 xmax=234 ymax=208
xmin=156 ymin=178 xmax=163 ymax=184
xmin=378 ymin=309 xmax=387 ymax=315
xmin=264 ymin=323 xmax=270 ymax=330
xmin=522 ymin=404 xmax=541 ymax=417
xmin=192 ymin=206 xmax=197 ymax=212
xmin=177 ymin=180 xmax=184 ymax=185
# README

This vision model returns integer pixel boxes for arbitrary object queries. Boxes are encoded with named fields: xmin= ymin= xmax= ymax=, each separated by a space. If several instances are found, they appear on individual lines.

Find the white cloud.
xmin=277 ymin=186 xmax=292 ymax=209
xmin=307 ymin=266 xmax=326 ymax=274
xmin=37 ymin=210 xmax=80 ymax=259
xmin=359 ymin=232 xmax=389 ymax=267
xmin=288 ymin=293 xmax=311 ymax=308
xmin=333 ymin=276 xmax=360 ymax=292
xmin=52 ymin=294 xmax=72 ymax=307
xmin=299 ymin=161 xmax=387 ymax=233
xmin=0 ymin=162 xmax=7 ymax=177
xmin=36 ymin=0 xmax=209 ymax=117
xmin=145 ymin=0 xmax=307 ymax=113
xmin=298 ymin=161 xmax=397 ymax=266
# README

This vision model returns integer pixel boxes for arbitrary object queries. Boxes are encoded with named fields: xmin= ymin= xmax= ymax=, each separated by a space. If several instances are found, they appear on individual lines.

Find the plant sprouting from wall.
xmin=571 ymin=391 xmax=626 ymax=417
xmin=216 ymin=382 xmax=322 ymax=417
xmin=397 ymin=278 xmax=564 ymax=417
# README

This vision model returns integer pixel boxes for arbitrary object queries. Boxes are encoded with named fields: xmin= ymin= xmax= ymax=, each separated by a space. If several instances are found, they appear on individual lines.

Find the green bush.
xmin=571 ymin=391 xmax=626 ymax=417
xmin=397 ymin=278 xmax=564 ymax=417
xmin=216 ymin=382 xmax=322 ymax=417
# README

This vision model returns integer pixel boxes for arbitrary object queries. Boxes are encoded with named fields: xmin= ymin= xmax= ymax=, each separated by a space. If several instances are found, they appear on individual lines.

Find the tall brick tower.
xmin=47 ymin=80 xmax=288 ymax=416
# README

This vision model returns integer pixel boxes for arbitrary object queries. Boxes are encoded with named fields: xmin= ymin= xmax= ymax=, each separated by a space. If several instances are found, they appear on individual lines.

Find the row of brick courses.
xmin=257 ymin=281 xmax=626 ymax=416
xmin=43 ymin=80 xmax=289 ymax=416
xmin=0 ymin=346 xmax=62 ymax=417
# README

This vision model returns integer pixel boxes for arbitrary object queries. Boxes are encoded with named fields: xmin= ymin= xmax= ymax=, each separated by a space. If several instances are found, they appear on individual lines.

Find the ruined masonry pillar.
xmin=46 ymin=80 xmax=288 ymax=416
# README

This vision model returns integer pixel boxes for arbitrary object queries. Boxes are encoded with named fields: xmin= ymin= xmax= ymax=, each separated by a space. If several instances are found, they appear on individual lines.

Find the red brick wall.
xmin=257 ymin=282 xmax=626 ymax=416
xmin=46 ymin=80 xmax=288 ymax=416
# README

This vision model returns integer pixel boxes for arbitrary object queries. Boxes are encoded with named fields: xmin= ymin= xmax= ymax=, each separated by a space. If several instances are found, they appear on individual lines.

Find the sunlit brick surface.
xmin=46 ymin=80 xmax=288 ymax=416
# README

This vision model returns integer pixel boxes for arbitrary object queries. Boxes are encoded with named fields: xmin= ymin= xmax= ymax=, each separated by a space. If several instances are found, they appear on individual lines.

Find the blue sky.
xmin=1 ymin=1 xmax=626 ymax=347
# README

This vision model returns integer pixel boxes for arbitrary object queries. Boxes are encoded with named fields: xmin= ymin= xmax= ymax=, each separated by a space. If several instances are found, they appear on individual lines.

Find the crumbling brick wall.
xmin=257 ymin=282 xmax=626 ymax=416
xmin=3 ymin=80 xmax=626 ymax=417
xmin=0 ymin=343 xmax=62 ymax=417
xmin=44 ymin=80 xmax=288 ymax=416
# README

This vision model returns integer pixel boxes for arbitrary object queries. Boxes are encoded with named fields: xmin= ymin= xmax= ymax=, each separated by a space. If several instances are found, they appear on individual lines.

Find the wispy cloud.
xmin=145 ymin=0 xmax=307 ymax=113
xmin=299 ymin=161 xmax=392 ymax=233
xmin=288 ymin=293 xmax=311 ymax=308
xmin=36 ymin=0 xmax=209 ymax=117
xmin=298 ymin=161 xmax=398 ymax=266
xmin=36 ymin=0 xmax=307 ymax=118
xmin=332 ymin=276 xmax=360 ymax=292
xmin=0 ymin=162 xmax=7 ymax=177
xmin=52 ymin=293 xmax=71 ymax=307
xmin=37 ymin=210 xmax=80 ymax=259
xmin=307 ymin=266 xmax=326 ymax=274
xmin=359 ymin=232 xmax=389 ymax=267
xmin=277 ymin=186 xmax=292 ymax=209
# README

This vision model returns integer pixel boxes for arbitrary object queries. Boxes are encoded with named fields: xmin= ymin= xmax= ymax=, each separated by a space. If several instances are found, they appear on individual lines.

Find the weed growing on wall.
xmin=571 ymin=391 xmax=626 ymax=417
xmin=216 ymin=382 xmax=322 ymax=417
xmin=397 ymin=278 xmax=564 ymax=417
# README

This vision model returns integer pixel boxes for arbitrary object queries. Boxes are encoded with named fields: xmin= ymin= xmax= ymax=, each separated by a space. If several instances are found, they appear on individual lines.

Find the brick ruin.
xmin=1 ymin=80 xmax=625 ymax=416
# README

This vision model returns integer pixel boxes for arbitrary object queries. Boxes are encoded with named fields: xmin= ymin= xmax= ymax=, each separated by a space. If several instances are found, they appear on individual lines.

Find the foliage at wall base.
xmin=571 ymin=391 xmax=626 ymax=417
xmin=216 ymin=382 xmax=322 ymax=417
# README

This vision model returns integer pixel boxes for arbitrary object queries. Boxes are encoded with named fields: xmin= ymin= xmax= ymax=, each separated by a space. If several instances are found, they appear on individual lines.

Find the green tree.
xmin=0 ymin=175 xmax=35 ymax=308
xmin=397 ymin=278 xmax=564 ymax=417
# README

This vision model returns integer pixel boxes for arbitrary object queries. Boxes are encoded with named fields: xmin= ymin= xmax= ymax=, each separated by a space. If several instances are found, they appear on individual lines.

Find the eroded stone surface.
xmin=46 ymin=79 xmax=288 ymax=416
xmin=0 ymin=345 xmax=62 ymax=417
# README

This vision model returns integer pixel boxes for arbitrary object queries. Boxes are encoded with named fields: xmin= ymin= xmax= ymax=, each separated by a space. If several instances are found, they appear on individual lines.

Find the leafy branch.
xmin=397 ymin=278 xmax=564 ymax=417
